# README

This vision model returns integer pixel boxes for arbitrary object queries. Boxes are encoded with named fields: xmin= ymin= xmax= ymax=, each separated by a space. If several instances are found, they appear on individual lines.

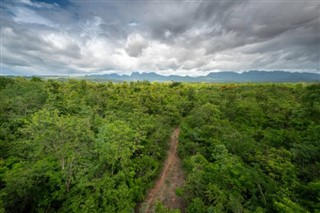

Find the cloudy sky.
xmin=1 ymin=0 xmax=319 ymax=76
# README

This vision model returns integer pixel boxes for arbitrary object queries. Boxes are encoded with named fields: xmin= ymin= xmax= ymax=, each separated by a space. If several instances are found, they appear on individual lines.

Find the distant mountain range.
xmin=83 ymin=71 xmax=320 ymax=82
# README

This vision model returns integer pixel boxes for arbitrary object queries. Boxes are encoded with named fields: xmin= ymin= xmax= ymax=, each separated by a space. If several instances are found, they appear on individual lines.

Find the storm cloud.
xmin=1 ymin=0 xmax=319 ymax=76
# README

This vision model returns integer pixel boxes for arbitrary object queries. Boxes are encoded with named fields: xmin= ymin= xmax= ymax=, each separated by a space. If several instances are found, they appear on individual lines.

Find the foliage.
xmin=0 ymin=77 xmax=319 ymax=212
xmin=178 ymin=83 xmax=320 ymax=212
xmin=0 ymin=78 xmax=182 ymax=212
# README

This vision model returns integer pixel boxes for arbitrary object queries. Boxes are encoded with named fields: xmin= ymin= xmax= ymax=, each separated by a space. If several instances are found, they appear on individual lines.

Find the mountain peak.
xmin=84 ymin=71 xmax=319 ymax=82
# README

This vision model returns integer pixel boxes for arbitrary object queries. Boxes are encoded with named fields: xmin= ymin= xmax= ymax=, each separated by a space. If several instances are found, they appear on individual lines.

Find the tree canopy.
xmin=0 ymin=77 xmax=319 ymax=212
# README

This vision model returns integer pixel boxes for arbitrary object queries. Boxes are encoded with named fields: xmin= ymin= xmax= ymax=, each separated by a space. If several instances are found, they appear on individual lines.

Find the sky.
xmin=1 ymin=0 xmax=319 ymax=76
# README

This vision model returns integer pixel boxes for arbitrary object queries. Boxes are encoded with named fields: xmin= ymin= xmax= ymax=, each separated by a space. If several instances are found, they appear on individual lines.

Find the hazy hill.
xmin=84 ymin=71 xmax=319 ymax=82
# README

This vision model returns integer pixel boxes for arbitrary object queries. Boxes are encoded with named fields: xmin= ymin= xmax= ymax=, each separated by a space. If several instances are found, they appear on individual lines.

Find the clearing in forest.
xmin=139 ymin=128 xmax=186 ymax=212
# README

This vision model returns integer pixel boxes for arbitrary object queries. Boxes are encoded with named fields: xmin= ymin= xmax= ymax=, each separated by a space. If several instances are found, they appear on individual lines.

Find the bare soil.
xmin=139 ymin=128 xmax=186 ymax=213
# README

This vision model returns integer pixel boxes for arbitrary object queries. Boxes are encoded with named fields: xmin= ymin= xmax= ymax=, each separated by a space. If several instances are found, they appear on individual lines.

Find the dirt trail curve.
xmin=139 ymin=128 xmax=185 ymax=213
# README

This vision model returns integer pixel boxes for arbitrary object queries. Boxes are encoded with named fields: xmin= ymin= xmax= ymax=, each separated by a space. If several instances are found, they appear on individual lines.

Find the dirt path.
xmin=139 ymin=128 xmax=185 ymax=213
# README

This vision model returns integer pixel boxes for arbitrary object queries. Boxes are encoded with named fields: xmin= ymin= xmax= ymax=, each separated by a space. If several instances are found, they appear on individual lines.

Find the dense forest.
xmin=0 ymin=77 xmax=319 ymax=212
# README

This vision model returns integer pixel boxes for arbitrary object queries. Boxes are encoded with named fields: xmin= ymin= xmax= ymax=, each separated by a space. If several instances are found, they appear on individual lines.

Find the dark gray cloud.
xmin=125 ymin=33 xmax=148 ymax=57
xmin=1 ymin=0 xmax=319 ymax=76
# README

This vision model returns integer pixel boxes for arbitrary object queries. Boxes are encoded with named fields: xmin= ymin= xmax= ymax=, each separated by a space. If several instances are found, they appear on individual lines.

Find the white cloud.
xmin=12 ymin=7 xmax=58 ymax=28
xmin=128 ymin=22 xmax=137 ymax=27
xmin=1 ymin=0 xmax=319 ymax=76
xmin=80 ymin=16 xmax=104 ymax=39
xmin=19 ymin=0 xmax=58 ymax=8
